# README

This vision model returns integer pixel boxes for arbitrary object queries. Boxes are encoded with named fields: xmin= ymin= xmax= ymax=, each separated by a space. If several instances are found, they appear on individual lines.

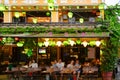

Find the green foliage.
xmin=100 ymin=4 xmax=120 ymax=72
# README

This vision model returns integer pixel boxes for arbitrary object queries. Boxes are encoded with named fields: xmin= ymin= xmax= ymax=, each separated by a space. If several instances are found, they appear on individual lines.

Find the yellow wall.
xmin=2 ymin=0 xmax=102 ymax=5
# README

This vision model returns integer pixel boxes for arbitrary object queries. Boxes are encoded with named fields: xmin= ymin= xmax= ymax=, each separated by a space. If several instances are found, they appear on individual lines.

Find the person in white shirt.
xmin=56 ymin=59 xmax=64 ymax=71
xmin=29 ymin=60 xmax=38 ymax=68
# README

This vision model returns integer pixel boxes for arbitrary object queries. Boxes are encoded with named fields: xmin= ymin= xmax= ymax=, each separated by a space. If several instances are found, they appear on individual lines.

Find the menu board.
xmin=88 ymin=47 xmax=95 ymax=59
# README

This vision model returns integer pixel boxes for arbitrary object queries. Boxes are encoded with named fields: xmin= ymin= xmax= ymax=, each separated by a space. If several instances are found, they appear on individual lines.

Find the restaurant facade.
xmin=0 ymin=0 xmax=109 ymax=65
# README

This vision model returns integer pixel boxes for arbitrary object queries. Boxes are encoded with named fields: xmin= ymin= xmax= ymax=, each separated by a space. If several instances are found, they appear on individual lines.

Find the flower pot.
xmin=102 ymin=72 xmax=113 ymax=80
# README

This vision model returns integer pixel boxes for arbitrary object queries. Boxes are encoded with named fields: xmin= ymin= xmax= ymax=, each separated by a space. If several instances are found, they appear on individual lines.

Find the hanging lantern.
xmin=48 ymin=3 xmax=54 ymax=10
xmin=46 ymin=12 xmax=51 ymax=16
xmin=0 ymin=4 xmax=6 ymax=11
xmin=77 ymin=6 xmax=79 ymax=9
xmin=47 ymin=0 xmax=54 ymax=3
xmin=15 ymin=12 xmax=20 ymax=18
xmin=32 ymin=18 xmax=38 ymax=23
xmin=15 ymin=37 xmax=19 ymax=41
xmin=44 ymin=41 xmax=49 ymax=47
xmin=96 ymin=41 xmax=101 ymax=47
xmin=69 ymin=40 xmax=75 ymax=46
xmin=17 ymin=41 xmax=24 ymax=47
xmin=68 ymin=12 xmax=73 ymax=18
xmin=56 ymin=41 xmax=62 ymax=47
xmin=82 ymin=41 xmax=88 ymax=47
xmin=98 ymin=3 xmax=104 ymax=10
xmin=79 ymin=18 xmax=84 ymax=23
xmin=63 ymin=6 xmax=65 ymax=9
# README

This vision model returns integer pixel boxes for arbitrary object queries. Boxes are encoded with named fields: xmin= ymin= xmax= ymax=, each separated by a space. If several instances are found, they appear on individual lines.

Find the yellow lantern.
xmin=68 ymin=12 xmax=73 ymax=18
xmin=79 ymin=18 xmax=84 ymax=23
xmin=32 ymin=18 xmax=38 ymax=24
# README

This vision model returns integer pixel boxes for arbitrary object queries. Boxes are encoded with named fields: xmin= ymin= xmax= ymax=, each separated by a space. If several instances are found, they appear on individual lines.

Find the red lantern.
xmin=15 ymin=37 xmax=19 ymax=41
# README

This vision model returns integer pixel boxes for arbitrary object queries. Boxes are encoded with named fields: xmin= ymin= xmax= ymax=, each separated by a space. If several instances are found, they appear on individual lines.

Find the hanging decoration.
xmin=46 ymin=12 xmax=51 ymax=16
xmin=17 ymin=41 xmax=24 ymax=47
xmin=48 ymin=3 xmax=54 ymax=10
xmin=77 ymin=6 xmax=79 ymax=9
xmin=79 ymin=18 xmax=84 ymax=23
xmin=98 ymin=3 xmax=105 ymax=10
xmin=68 ymin=12 xmax=73 ymax=18
xmin=89 ymin=41 xmax=96 ymax=47
xmin=47 ymin=0 xmax=54 ymax=10
xmin=38 ymin=42 xmax=44 ymax=47
xmin=32 ymin=18 xmax=38 ymax=23
xmin=0 ymin=4 xmax=6 ymax=11
xmin=76 ymin=39 xmax=81 ymax=45
xmin=56 ymin=41 xmax=62 ymax=47
xmin=15 ymin=12 xmax=20 ymax=18
xmin=82 ymin=41 xmax=88 ymax=47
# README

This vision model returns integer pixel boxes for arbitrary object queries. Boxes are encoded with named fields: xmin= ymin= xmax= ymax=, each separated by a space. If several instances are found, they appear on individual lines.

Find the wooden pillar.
xmin=57 ymin=47 xmax=61 ymax=60
xmin=51 ymin=11 xmax=59 ymax=22
xmin=4 ymin=6 xmax=12 ymax=23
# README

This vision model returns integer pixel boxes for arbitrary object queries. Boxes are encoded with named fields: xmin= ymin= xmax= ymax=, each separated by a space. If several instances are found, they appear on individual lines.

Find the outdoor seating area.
xmin=1 ymin=59 xmax=100 ymax=80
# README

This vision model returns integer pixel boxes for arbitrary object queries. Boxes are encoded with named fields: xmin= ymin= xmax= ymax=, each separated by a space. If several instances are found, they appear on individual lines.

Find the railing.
xmin=0 ymin=22 xmax=103 ymax=28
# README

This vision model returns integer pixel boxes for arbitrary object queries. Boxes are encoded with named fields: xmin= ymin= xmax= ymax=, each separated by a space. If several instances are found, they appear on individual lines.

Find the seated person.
xmin=29 ymin=60 xmax=38 ymax=68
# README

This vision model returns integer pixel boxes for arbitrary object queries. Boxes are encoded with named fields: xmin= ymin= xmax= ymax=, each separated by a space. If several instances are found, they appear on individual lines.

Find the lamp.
xmin=32 ymin=18 xmax=38 ymax=23
xmin=98 ymin=3 xmax=105 ymax=10
xmin=56 ymin=41 xmax=62 ymax=47
xmin=96 ymin=41 xmax=101 ymax=47
xmin=48 ymin=3 xmax=54 ymax=10
xmin=82 ymin=41 xmax=88 ymax=47
xmin=46 ymin=12 xmax=51 ymax=16
xmin=70 ymin=40 xmax=75 ymax=46
xmin=79 ymin=18 xmax=84 ymax=23
xmin=15 ymin=12 xmax=20 ymax=18
xmin=44 ymin=41 xmax=49 ymax=47
xmin=0 ymin=4 xmax=6 ymax=11
xmin=68 ymin=12 xmax=73 ymax=18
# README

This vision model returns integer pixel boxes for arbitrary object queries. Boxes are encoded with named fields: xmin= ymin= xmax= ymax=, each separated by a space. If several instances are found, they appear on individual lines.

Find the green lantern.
xmin=32 ymin=18 xmax=38 ymax=23
xmin=17 ymin=41 xmax=24 ymax=47
xmin=0 ymin=4 xmax=6 ymax=11
xmin=46 ymin=12 xmax=51 ymax=16
xmin=68 ymin=12 xmax=73 ymax=18
xmin=38 ymin=42 xmax=43 ymax=47
xmin=79 ymin=18 xmax=84 ymax=23
xmin=48 ymin=3 xmax=54 ymax=10
xmin=15 ymin=12 xmax=20 ymax=18
xmin=47 ymin=0 xmax=54 ymax=3
xmin=98 ymin=3 xmax=105 ymax=10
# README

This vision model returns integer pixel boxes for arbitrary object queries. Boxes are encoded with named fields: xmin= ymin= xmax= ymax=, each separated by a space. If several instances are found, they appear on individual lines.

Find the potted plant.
xmin=100 ymin=38 xmax=118 ymax=80
xmin=100 ymin=4 xmax=120 ymax=80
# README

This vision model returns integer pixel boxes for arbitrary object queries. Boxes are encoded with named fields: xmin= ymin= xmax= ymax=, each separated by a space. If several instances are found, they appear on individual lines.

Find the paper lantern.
xmin=46 ymin=12 xmax=51 ymax=16
xmin=79 ymin=18 xmax=84 ymax=23
xmin=68 ymin=12 xmax=73 ymax=18
xmin=48 ymin=3 xmax=54 ymax=10
xmin=0 ymin=4 xmax=6 ymax=11
xmin=32 ymin=18 xmax=38 ymax=23
xmin=98 ymin=3 xmax=105 ymax=10
xmin=15 ymin=12 xmax=20 ymax=18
